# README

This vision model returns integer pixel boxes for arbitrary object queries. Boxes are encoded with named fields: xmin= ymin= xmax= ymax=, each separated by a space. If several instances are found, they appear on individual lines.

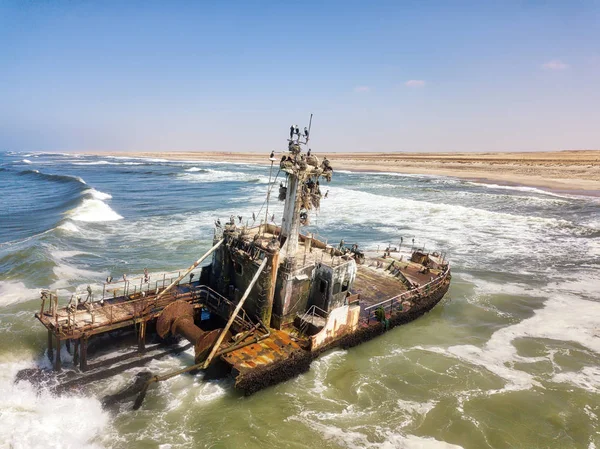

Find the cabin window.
xmin=333 ymin=282 xmax=341 ymax=295
xmin=234 ymin=261 xmax=243 ymax=276
xmin=342 ymin=279 xmax=349 ymax=292
xmin=319 ymin=280 xmax=327 ymax=293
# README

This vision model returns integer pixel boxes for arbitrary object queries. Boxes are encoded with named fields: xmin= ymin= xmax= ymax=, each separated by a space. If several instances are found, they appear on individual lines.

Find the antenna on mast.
xmin=306 ymin=113 xmax=313 ymax=145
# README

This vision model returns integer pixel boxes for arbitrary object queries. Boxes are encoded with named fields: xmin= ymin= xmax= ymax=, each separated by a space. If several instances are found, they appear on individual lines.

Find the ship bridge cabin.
xmin=209 ymin=148 xmax=358 ymax=332
xmin=207 ymin=138 xmax=450 ymax=344
xmin=209 ymin=222 xmax=358 ymax=331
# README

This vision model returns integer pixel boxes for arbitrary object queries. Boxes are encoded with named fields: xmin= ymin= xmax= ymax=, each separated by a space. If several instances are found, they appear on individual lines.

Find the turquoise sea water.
xmin=0 ymin=151 xmax=599 ymax=449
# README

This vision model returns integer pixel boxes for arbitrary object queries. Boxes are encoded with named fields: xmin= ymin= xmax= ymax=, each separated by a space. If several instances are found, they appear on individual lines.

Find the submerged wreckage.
xmin=28 ymin=119 xmax=451 ymax=407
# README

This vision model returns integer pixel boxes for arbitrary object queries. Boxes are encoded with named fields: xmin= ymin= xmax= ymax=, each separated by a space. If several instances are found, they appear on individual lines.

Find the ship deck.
xmin=244 ymin=226 xmax=346 ymax=269
xmin=221 ymin=329 xmax=303 ymax=375
xmin=353 ymin=253 xmax=445 ymax=314
xmin=37 ymin=283 xmax=201 ymax=340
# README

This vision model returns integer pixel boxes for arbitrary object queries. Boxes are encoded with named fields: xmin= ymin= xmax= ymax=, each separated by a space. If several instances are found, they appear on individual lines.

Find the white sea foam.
xmin=47 ymin=248 xmax=106 ymax=290
xmin=553 ymin=366 xmax=600 ymax=394
xmin=396 ymin=398 xmax=438 ymax=416
xmin=316 ymin=186 xmax=589 ymax=270
xmin=466 ymin=181 xmax=579 ymax=199
xmin=0 ymin=281 xmax=40 ymax=307
xmin=308 ymin=350 xmax=347 ymax=397
xmin=72 ymin=160 xmax=115 ymax=165
xmin=289 ymin=412 xmax=464 ymax=449
xmin=178 ymin=168 xmax=269 ymax=184
xmin=68 ymin=198 xmax=123 ymax=222
xmin=57 ymin=221 xmax=80 ymax=233
xmin=106 ymin=155 xmax=169 ymax=163
xmin=83 ymin=188 xmax=112 ymax=200
xmin=185 ymin=167 xmax=204 ymax=172
xmin=413 ymin=280 xmax=600 ymax=394
xmin=0 ymin=359 xmax=109 ymax=449
xmin=22 ymin=159 xmax=32 ymax=164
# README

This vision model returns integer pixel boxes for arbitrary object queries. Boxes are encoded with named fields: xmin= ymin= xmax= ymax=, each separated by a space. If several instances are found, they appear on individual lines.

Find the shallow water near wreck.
xmin=1 ymin=151 xmax=599 ymax=449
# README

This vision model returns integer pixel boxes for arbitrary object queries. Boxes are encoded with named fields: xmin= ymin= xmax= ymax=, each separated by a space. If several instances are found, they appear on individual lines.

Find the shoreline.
xmin=88 ymin=150 xmax=600 ymax=197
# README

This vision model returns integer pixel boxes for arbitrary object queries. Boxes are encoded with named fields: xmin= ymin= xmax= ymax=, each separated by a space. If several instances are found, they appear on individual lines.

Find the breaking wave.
xmin=17 ymin=169 xmax=121 ymax=227
xmin=0 ymin=280 xmax=40 ymax=308
xmin=185 ymin=167 xmax=207 ymax=172
xmin=66 ymin=198 xmax=123 ymax=223
xmin=179 ymin=168 xmax=269 ymax=184
xmin=18 ymin=169 xmax=87 ymax=186
xmin=0 ymin=360 xmax=109 ymax=449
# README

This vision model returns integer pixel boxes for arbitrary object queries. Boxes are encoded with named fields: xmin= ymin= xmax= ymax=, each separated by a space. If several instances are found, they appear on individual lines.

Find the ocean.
xmin=0 ymin=151 xmax=599 ymax=449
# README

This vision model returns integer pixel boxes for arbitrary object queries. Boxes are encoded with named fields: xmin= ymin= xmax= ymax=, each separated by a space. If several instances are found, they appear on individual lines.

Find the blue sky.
xmin=1 ymin=1 xmax=598 ymax=152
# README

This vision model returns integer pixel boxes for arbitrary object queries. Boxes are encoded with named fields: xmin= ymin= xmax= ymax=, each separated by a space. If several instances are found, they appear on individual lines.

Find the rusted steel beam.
xmin=138 ymin=320 xmax=146 ymax=353
xmin=133 ymin=322 xmax=271 ymax=410
xmin=73 ymin=339 xmax=79 ymax=366
xmin=80 ymin=336 xmax=88 ymax=372
xmin=202 ymin=257 xmax=268 ymax=369
xmin=262 ymin=250 xmax=279 ymax=327
xmin=155 ymin=238 xmax=223 ymax=303
xmin=54 ymin=334 xmax=61 ymax=371
xmin=47 ymin=329 xmax=53 ymax=362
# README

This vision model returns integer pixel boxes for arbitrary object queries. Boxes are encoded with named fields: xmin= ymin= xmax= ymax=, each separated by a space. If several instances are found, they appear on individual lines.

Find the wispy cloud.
xmin=353 ymin=86 xmax=371 ymax=93
xmin=405 ymin=80 xmax=426 ymax=88
xmin=542 ymin=60 xmax=569 ymax=70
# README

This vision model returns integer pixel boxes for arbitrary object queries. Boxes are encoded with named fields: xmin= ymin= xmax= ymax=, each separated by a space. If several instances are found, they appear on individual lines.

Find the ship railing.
xmin=297 ymin=304 xmax=329 ymax=335
xmin=47 ymin=284 xmax=250 ymax=335
xmin=362 ymin=267 xmax=450 ymax=325
xmin=194 ymin=285 xmax=254 ymax=331
xmin=99 ymin=265 xmax=208 ymax=302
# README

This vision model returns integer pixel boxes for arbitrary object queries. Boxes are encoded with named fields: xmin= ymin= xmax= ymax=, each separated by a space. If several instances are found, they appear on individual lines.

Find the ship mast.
xmin=279 ymin=115 xmax=332 ymax=264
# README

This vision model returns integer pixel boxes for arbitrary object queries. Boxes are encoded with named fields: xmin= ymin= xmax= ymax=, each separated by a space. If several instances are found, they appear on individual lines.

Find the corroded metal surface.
xmin=352 ymin=255 xmax=444 ymax=313
xmin=156 ymin=299 xmax=229 ymax=364
xmin=221 ymin=330 xmax=303 ymax=375
xmin=194 ymin=329 xmax=226 ymax=363
xmin=37 ymin=286 xmax=200 ymax=340
xmin=156 ymin=300 xmax=194 ymax=338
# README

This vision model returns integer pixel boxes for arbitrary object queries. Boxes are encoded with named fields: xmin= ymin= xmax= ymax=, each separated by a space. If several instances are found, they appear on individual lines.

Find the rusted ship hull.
xmin=234 ymin=269 xmax=451 ymax=395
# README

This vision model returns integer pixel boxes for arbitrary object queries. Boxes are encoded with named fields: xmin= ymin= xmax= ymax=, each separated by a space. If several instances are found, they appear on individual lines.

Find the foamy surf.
xmin=22 ymin=159 xmax=32 ymax=164
xmin=178 ymin=168 xmax=269 ymax=184
xmin=57 ymin=221 xmax=80 ymax=233
xmin=72 ymin=160 xmax=116 ymax=165
xmin=0 ymin=359 xmax=109 ymax=449
xmin=466 ymin=181 xmax=578 ymax=199
xmin=67 ymin=198 xmax=123 ymax=222
xmin=288 ymin=411 xmax=464 ymax=449
xmin=0 ymin=281 xmax=40 ymax=308
xmin=84 ymin=188 xmax=112 ymax=200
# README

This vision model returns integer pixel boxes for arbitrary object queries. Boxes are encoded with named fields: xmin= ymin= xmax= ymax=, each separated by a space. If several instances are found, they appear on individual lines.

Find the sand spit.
xmin=89 ymin=150 xmax=600 ymax=195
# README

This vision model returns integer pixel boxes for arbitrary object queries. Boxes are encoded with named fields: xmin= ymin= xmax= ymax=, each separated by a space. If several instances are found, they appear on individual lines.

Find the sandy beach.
xmin=92 ymin=150 xmax=600 ymax=195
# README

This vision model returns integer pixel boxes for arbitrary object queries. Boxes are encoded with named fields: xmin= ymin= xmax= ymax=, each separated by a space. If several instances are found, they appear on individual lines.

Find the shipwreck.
xmin=28 ymin=118 xmax=451 ymax=407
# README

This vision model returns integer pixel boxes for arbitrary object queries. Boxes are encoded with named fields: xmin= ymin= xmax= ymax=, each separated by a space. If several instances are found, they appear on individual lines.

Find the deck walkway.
xmin=37 ymin=283 xmax=201 ymax=340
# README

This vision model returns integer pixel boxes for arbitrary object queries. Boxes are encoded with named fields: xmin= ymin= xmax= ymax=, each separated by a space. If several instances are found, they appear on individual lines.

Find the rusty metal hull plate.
xmin=221 ymin=330 xmax=303 ymax=375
